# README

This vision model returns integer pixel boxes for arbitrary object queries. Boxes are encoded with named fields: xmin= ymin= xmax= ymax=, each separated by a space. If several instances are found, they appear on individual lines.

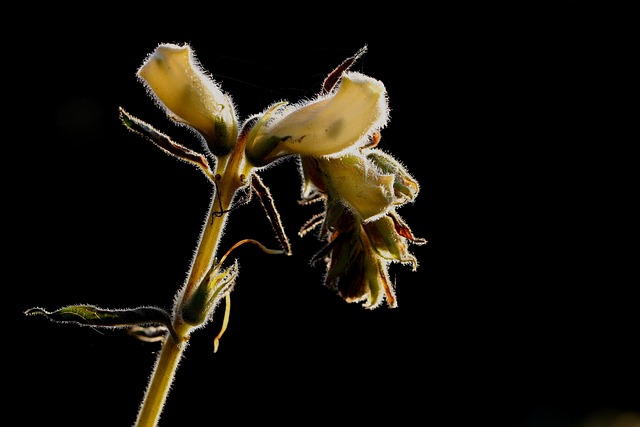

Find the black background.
xmin=7 ymin=3 xmax=637 ymax=427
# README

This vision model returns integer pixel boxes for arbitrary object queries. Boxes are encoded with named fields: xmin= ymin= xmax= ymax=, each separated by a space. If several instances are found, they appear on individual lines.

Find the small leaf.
xmin=25 ymin=305 xmax=179 ymax=342
xmin=119 ymin=107 xmax=215 ymax=181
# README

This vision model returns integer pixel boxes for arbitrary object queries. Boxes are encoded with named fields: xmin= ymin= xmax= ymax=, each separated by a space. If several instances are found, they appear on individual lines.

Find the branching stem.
xmin=134 ymin=137 xmax=249 ymax=427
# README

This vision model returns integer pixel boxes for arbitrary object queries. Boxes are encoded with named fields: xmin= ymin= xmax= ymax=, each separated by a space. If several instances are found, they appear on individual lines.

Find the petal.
xmin=247 ymin=72 xmax=388 ymax=164
xmin=137 ymin=43 xmax=237 ymax=156
xmin=318 ymin=153 xmax=395 ymax=222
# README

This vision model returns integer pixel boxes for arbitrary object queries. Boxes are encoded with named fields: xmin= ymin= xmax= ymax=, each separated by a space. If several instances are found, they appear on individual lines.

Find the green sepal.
xmin=206 ymin=116 xmax=238 ymax=157
xmin=243 ymin=101 xmax=289 ymax=167
xmin=245 ymin=134 xmax=286 ymax=167
xmin=25 ymin=305 xmax=179 ymax=342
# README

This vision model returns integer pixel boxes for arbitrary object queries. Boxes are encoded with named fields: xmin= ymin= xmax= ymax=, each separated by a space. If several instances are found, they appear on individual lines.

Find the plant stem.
xmin=134 ymin=321 xmax=190 ymax=427
xmin=135 ymin=143 xmax=249 ymax=427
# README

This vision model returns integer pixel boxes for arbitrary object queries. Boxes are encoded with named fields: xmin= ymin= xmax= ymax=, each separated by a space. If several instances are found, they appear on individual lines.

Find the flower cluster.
xmin=134 ymin=43 xmax=425 ymax=309
xmin=300 ymin=142 xmax=426 ymax=308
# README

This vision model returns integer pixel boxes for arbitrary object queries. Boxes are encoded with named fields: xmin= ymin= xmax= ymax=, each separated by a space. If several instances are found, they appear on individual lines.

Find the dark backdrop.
xmin=8 ymin=3 xmax=636 ymax=427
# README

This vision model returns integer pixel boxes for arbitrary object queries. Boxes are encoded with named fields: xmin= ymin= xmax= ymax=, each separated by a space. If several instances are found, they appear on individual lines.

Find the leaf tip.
xmin=24 ymin=307 xmax=47 ymax=317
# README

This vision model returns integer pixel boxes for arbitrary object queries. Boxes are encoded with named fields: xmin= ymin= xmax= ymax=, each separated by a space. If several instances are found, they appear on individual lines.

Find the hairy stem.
xmin=133 ymin=321 xmax=190 ymax=427
xmin=135 ymin=141 xmax=249 ymax=427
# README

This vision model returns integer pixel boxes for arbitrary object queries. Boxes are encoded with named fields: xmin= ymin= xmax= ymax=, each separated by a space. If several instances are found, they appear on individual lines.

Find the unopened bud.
xmin=137 ymin=43 xmax=238 ymax=157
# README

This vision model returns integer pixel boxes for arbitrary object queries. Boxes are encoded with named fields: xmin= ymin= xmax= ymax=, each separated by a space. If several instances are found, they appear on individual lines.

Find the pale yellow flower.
xmin=137 ymin=43 xmax=238 ymax=156
xmin=245 ymin=72 xmax=388 ymax=166
xmin=301 ymin=146 xmax=425 ymax=309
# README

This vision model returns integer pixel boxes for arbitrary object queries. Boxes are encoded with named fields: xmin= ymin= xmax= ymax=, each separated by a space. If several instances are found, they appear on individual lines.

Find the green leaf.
xmin=25 ymin=305 xmax=179 ymax=342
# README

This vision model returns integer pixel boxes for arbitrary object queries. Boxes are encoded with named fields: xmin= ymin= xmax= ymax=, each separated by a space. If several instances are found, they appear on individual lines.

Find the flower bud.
xmin=181 ymin=260 xmax=237 ymax=327
xmin=137 ymin=43 xmax=238 ymax=157
xmin=246 ymin=72 xmax=388 ymax=166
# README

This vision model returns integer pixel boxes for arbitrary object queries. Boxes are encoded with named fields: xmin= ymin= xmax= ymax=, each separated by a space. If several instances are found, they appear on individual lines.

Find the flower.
xmin=303 ymin=146 xmax=426 ymax=309
xmin=303 ymin=149 xmax=419 ymax=223
xmin=245 ymin=72 xmax=389 ymax=167
xmin=300 ymin=143 xmax=420 ymax=222
xmin=137 ymin=43 xmax=238 ymax=157
xmin=323 ymin=209 xmax=422 ymax=309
